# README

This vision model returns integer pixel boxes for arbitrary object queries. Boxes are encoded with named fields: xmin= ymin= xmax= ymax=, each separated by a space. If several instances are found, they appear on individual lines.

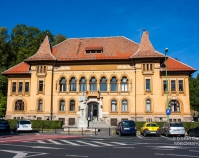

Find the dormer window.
xmin=85 ymin=47 xmax=103 ymax=53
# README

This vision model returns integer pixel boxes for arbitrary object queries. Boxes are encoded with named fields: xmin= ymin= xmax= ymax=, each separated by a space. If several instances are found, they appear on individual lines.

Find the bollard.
xmin=82 ymin=127 xmax=83 ymax=135
xmin=109 ymin=127 xmax=110 ymax=137
xmin=68 ymin=127 xmax=70 ymax=135
xmin=95 ymin=128 xmax=97 ymax=136
xmin=55 ymin=128 xmax=56 ymax=134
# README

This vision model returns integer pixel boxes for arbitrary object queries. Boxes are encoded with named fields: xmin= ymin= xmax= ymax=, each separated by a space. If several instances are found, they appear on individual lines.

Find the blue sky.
xmin=1 ymin=0 xmax=199 ymax=77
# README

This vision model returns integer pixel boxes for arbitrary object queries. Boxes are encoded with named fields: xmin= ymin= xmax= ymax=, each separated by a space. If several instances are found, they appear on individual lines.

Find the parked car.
xmin=115 ymin=120 xmax=136 ymax=136
xmin=15 ymin=120 xmax=32 ymax=132
xmin=0 ymin=119 xmax=10 ymax=132
xmin=141 ymin=122 xmax=161 ymax=137
xmin=161 ymin=122 xmax=185 ymax=137
xmin=187 ymin=126 xmax=199 ymax=137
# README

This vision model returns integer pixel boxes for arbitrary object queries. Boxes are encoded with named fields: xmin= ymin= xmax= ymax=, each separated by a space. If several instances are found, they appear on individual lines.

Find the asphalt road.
xmin=0 ymin=131 xmax=199 ymax=158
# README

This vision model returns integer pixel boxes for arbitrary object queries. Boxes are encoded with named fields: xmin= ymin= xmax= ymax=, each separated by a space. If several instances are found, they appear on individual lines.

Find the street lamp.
xmin=165 ymin=48 xmax=169 ymax=122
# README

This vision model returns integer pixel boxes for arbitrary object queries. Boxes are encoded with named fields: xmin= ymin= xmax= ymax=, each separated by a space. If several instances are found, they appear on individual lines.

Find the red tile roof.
xmin=52 ymin=37 xmax=139 ymax=60
xmin=162 ymin=57 xmax=196 ymax=71
xmin=25 ymin=36 xmax=56 ymax=61
xmin=2 ymin=62 xmax=30 ymax=75
xmin=2 ymin=32 xmax=196 ymax=75
xmin=130 ymin=31 xmax=164 ymax=58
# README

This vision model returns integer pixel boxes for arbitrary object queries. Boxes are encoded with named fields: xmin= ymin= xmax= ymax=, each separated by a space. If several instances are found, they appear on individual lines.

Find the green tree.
xmin=0 ymin=27 xmax=12 ymax=68
xmin=0 ymin=93 xmax=6 ymax=117
xmin=189 ymin=74 xmax=199 ymax=111
xmin=10 ymin=24 xmax=55 ymax=64
xmin=51 ymin=34 xmax=67 ymax=46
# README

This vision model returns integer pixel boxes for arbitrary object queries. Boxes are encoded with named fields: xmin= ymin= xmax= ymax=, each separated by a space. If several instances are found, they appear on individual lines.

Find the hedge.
xmin=7 ymin=119 xmax=63 ymax=130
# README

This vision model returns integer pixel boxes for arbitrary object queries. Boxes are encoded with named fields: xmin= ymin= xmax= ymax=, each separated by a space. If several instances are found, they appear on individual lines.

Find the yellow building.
xmin=2 ymin=31 xmax=196 ymax=126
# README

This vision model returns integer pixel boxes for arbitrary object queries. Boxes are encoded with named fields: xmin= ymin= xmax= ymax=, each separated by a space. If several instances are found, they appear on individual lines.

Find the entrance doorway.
xmin=88 ymin=102 xmax=99 ymax=121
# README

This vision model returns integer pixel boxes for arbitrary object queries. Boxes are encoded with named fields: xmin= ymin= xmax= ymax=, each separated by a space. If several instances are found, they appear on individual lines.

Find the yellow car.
xmin=141 ymin=122 xmax=161 ymax=137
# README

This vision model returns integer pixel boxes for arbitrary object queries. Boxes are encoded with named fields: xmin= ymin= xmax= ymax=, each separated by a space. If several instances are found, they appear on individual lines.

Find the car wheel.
xmin=189 ymin=131 xmax=196 ymax=137
xmin=119 ymin=131 xmax=123 ymax=136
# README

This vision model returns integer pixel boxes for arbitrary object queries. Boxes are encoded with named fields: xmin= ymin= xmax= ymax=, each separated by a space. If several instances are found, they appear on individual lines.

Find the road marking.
xmin=92 ymin=141 xmax=113 ymax=146
xmin=136 ymin=135 xmax=143 ymax=139
xmin=60 ymin=140 xmax=81 ymax=146
xmin=37 ymin=140 xmax=47 ymax=144
xmin=48 ymin=139 xmax=62 ymax=145
xmin=111 ymin=142 xmax=126 ymax=145
xmin=32 ymin=146 xmax=64 ymax=149
xmin=0 ymin=150 xmax=48 ymax=158
xmin=76 ymin=140 xmax=99 ymax=147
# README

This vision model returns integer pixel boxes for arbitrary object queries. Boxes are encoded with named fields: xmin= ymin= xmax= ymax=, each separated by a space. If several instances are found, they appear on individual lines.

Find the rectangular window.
xmin=146 ymin=79 xmax=151 ymax=91
xmin=12 ymin=82 xmax=16 ymax=92
xmin=25 ymin=82 xmax=29 ymax=92
xmin=163 ymin=80 xmax=167 ymax=91
xmin=18 ymin=82 xmax=23 ymax=92
xmin=179 ymin=80 xmax=183 ymax=91
xmin=39 ymin=80 xmax=43 ymax=92
xmin=171 ymin=80 xmax=176 ymax=91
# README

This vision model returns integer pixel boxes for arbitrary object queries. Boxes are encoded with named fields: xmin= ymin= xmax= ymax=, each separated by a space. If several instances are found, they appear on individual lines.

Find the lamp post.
xmin=165 ymin=48 xmax=169 ymax=122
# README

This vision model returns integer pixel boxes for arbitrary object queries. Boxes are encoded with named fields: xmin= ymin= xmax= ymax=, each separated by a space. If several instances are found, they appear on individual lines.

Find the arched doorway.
xmin=88 ymin=102 xmax=99 ymax=121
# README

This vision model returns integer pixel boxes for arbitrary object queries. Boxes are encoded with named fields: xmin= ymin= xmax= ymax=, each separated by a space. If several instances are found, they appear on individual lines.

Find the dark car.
xmin=115 ymin=120 xmax=136 ymax=136
xmin=187 ymin=126 xmax=199 ymax=137
xmin=0 ymin=119 xmax=10 ymax=132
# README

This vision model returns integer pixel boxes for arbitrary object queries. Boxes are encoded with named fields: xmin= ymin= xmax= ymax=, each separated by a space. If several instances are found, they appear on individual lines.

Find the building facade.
xmin=2 ymin=31 xmax=196 ymax=126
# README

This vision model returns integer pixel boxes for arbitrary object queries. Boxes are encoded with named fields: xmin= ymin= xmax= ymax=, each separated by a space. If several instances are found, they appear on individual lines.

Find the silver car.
xmin=161 ymin=122 xmax=185 ymax=137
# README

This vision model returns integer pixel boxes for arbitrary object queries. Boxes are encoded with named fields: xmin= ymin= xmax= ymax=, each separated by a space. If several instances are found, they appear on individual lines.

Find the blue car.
xmin=115 ymin=120 xmax=136 ymax=136
xmin=0 ymin=119 xmax=10 ymax=132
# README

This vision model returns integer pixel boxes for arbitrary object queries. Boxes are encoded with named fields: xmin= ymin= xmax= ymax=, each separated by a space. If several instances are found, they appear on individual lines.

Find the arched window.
xmin=60 ymin=100 xmax=65 ymax=111
xmin=122 ymin=100 xmax=128 ymax=112
xmin=80 ymin=77 xmax=87 ymax=92
xmin=38 ymin=99 xmax=42 ymax=111
xmin=110 ymin=77 xmax=118 ymax=91
xmin=146 ymin=99 xmax=151 ymax=112
xmin=111 ymin=100 xmax=117 ymax=111
xmin=60 ymin=77 xmax=66 ymax=92
xmin=70 ymin=77 xmax=76 ymax=91
xmin=70 ymin=100 xmax=75 ymax=111
xmin=121 ymin=77 xmax=128 ymax=91
xmin=90 ymin=77 xmax=97 ymax=91
xmin=169 ymin=100 xmax=180 ymax=112
xmin=15 ymin=100 xmax=24 ymax=111
xmin=100 ymin=77 xmax=107 ymax=91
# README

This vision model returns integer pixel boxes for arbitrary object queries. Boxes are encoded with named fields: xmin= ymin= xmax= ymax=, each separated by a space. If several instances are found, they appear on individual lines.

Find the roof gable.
xmin=25 ymin=36 xmax=56 ymax=61
xmin=130 ymin=31 xmax=164 ymax=58
xmin=2 ymin=62 xmax=30 ymax=75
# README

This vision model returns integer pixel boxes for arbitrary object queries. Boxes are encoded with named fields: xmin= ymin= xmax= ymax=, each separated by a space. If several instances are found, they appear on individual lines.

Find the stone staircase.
xmin=88 ymin=120 xmax=109 ymax=128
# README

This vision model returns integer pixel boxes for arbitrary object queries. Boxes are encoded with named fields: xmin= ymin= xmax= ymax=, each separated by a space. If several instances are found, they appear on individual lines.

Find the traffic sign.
xmin=166 ymin=109 xmax=171 ymax=115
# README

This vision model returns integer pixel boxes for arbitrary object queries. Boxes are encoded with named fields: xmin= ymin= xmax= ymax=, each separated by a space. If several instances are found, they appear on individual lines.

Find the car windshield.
xmin=122 ymin=121 xmax=135 ymax=127
xmin=0 ymin=120 xmax=9 ymax=124
xmin=19 ymin=121 xmax=31 ymax=124
xmin=146 ymin=123 xmax=158 ymax=127
xmin=170 ymin=123 xmax=183 ymax=127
